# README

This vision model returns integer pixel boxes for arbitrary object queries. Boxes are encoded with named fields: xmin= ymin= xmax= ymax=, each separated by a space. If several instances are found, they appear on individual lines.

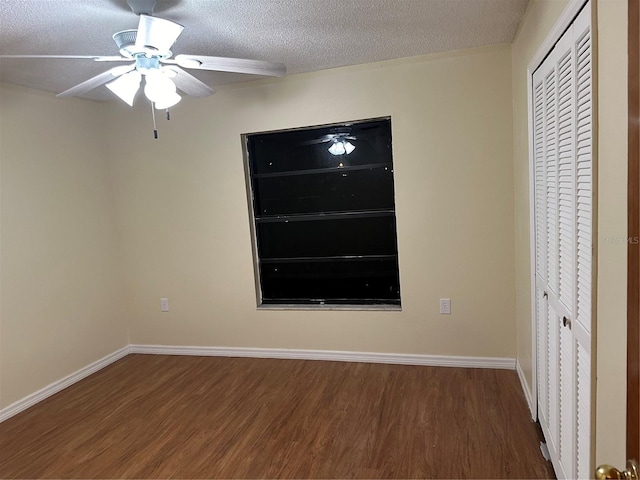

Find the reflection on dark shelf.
xmin=248 ymin=120 xmax=392 ymax=175
xmin=257 ymin=215 xmax=398 ymax=258
xmin=260 ymin=257 xmax=401 ymax=303
xmin=254 ymin=166 xmax=395 ymax=216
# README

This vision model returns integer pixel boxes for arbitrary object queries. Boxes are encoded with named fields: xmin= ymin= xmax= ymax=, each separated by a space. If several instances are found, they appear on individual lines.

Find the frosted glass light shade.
xmin=144 ymin=72 xmax=175 ymax=101
xmin=144 ymin=72 xmax=181 ymax=109
xmin=106 ymin=71 xmax=142 ymax=106
xmin=328 ymin=141 xmax=346 ymax=156
xmin=344 ymin=141 xmax=356 ymax=154
xmin=154 ymin=92 xmax=181 ymax=109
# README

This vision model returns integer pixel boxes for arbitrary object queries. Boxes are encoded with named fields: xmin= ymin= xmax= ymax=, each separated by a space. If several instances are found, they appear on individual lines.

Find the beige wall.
xmin=105 ymin=46 xmax=517 ymax=358
xmin=0 ymin=84 xmax=129 ymax=408
xmin=512 ymin=0 xmax=628 ymax=467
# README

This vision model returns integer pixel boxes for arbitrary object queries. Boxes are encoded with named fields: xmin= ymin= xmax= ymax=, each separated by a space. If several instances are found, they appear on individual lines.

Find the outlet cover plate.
xmin=439 ymin=298 xmax=451 ymax=315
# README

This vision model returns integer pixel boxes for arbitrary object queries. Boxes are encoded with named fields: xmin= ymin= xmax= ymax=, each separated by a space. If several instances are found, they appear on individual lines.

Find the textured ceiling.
xmin=0 ymin=0 xmax=528 ymax=101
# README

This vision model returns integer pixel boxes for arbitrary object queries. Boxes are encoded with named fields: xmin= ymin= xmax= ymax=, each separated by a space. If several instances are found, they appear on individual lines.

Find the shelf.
xmin=260 ymin=254 xmax=397 ymax=264
xmin=252 ymin=162 xmax=392 ymax=179
xmin=255 ymin=209 xmax=395 ymax=224
xmin=259 ymin=299 xmax=402 ymax=308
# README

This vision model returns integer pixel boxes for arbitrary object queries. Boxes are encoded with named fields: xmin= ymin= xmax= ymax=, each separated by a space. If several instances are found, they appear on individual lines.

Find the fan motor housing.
xmin=113 ymin=30 xmax=137 ymax=50
xmin=113 ymin=29 xmax=171 ymax=59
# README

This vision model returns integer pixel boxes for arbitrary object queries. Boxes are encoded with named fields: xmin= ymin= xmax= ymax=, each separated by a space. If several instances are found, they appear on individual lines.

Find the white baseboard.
xmin=0 ymin=346 xmax=130 ymax=423
xmin=516 ymin=359 xmax=535 ymax=419
xmin=129 ymin=344 xmax=516 ymax=370
xmin=1 ymin=344 xmax=516 ymax=424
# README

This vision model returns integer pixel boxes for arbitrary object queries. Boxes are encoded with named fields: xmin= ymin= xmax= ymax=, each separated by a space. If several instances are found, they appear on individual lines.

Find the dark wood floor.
xmin=0 ymin=354 xmax=555 ymax=479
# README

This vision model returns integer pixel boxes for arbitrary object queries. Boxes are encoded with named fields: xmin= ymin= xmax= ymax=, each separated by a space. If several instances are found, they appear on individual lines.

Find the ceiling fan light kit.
xmin=0 ymin=0 xmax=286 ymax=138
xmin=328 ymin=140 xmax=356 ymax=156
xmin=102 ymin=21 xmax=186 ymax=114
xmin=144 ymin=70 xmax=181 ymax=108
xmin=105 ymin=70 xmax=141 ymax=107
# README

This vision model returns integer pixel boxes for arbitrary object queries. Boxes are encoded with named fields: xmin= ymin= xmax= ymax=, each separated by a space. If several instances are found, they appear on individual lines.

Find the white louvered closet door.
xmin=531 ymin=3 xmax=592 ymax=479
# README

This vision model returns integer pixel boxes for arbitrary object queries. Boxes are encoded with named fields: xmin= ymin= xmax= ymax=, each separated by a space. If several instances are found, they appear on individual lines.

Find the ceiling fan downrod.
xmin=127 ymin=0 xmax=156 ymax=16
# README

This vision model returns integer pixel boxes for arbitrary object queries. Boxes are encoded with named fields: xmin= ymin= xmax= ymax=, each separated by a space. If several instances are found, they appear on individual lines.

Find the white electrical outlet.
xmin=439 ymin=298 xmax=451 ymax=315
xmin=160 ymin=298 xmax=169 ymax=312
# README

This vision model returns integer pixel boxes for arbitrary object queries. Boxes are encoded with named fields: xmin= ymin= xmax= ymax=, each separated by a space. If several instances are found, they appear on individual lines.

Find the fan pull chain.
xmin=166 ymin=109 xmax=171 ymax=121
xmin=151 ymin=102 xmax=158 ymax=139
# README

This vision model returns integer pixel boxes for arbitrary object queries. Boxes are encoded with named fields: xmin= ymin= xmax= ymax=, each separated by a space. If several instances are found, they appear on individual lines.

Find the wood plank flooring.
xmin=0 ymin=354 xmax=555 ymax=479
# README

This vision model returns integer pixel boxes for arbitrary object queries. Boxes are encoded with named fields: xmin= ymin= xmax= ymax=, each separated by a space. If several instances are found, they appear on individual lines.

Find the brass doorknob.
xmin=596 ymin=460 xmax=640 ymax=479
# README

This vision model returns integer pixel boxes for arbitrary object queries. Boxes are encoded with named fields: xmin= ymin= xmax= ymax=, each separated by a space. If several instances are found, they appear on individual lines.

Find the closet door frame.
xmin=527 ymin=1 xmax=596 ymax=476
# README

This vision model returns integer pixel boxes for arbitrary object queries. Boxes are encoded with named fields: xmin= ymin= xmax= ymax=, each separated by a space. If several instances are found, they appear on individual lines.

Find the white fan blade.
xmin=175 ymin=54 xmax=286 ymax=77
xmin=57 ymin=64 xmax=135 ymax=97
xmin=0 ymin=55 xmax=129 ymax=62
xmin=135 ymin=14 xmax=184 ymax=52
xmin=94 ymin=56 xmax=136 ymax=62
xmin=164 ymin=66 xmax=215 ymax=97
xmin=303 ymin=139 xmax=331 ymax=145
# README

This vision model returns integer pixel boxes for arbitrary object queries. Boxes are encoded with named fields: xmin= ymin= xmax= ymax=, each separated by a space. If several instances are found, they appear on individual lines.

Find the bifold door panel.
xmin=532 ymin=3 xmax=592 ymax=478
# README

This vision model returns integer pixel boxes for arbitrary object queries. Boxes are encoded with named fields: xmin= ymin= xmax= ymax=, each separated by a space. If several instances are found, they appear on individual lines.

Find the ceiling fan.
xmin=0 ymin=0 xmax=286 ymax=112
xmin=304 ymin=130 xmax=357 ymax=156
